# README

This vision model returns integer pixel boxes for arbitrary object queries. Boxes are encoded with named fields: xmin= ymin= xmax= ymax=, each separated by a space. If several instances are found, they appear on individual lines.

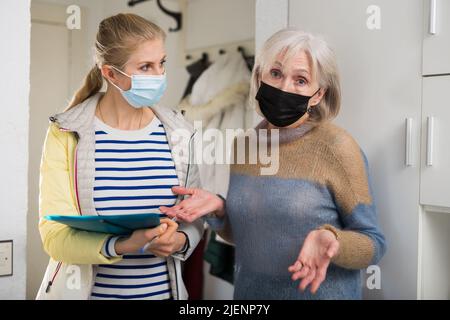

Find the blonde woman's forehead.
xmin=128 ymin=39 xmax=166 ymax=64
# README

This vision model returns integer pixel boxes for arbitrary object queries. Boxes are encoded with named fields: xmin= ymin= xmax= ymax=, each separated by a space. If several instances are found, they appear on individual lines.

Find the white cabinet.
xmin=255 ymin=0 xmax=450 ymax=300
xmin=418 ymin=75 xmax=450 ymax=300
xmin=423 ymin=0 xmax=450 ymax=75
xmin=420 ymin=76 xmax=450 ymax=208
xmin=419 ymin=0 xmax=450 ymax=300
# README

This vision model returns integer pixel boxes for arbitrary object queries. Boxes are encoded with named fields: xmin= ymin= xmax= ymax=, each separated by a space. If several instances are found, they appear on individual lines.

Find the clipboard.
xmin=44 ymin=213 xmax=161 ymax=235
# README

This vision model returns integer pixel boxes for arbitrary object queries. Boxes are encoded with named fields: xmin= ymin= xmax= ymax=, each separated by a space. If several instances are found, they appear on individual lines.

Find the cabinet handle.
xmin=405 ymin=118 xmax=413 ymax=166
xmin=429 ymin=0 xmax=437 ymax=35
xmin=426 ymin=116 xmax=434 ymax=166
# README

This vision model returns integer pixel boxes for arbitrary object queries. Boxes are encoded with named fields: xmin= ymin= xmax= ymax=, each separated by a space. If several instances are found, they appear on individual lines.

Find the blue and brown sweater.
xmin=207 ymin=120 xmax=387 ymax=300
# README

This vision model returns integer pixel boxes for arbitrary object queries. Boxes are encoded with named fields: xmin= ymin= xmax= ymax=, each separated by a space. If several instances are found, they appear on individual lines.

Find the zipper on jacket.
xmin=173 ymin=131 xmax=195 ymax=299
xmin=186 ymin=130 xmax=196 ymax=186
xmin=73 ymin=143 xmax=82 ymax=216
xmin=172 ymin=259 xmax=180 ymax=300
xmin=174 ymin=130 xmax=196 ymax=205
xmin=45 ymin=261 xmax=62 ymax=293
xmin=169 ymin=130 xmax=195 ymax=299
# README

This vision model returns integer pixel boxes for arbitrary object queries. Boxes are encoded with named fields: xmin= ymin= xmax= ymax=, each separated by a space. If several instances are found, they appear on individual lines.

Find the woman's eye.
xmin=270 ymin=69 xmax=282 ymax=79
xmin=160 ymin=60 xmax=166 ymax=67
xmin=296 ymin=78 xmax=308 ymax=86
xmin=140 ymin=64 xmax=150 ymax=72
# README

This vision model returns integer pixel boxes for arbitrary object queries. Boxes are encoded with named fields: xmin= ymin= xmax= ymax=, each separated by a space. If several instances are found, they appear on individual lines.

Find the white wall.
xmin=255 ymin=0 xmax=288 ymax=51
xmin=186 ymin=0 xmax=255 ymax=50
xmin=33 ymin=0 xmax=107 ymax=96
xmin=0 ymin=0 xmax=30 ymax=300
xmin=252 ymin=0 xmax=289 ymax=126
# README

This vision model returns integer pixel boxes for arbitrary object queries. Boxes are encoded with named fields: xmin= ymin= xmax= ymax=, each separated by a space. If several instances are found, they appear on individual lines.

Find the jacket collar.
xmin=50 ymin=92 xmax=194 ymax=136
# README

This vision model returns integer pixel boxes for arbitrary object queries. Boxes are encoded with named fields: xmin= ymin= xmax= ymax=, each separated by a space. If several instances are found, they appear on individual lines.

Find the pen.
xmin=140 ymin=236 xmax=158 ymax=254
xmin=140 ymin=216 xmax=178 ymax=254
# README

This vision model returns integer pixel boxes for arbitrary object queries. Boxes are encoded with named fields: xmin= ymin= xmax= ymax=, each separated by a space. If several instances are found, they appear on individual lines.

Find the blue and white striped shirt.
xmin=90 ymin=115 xmax=179 ymax=300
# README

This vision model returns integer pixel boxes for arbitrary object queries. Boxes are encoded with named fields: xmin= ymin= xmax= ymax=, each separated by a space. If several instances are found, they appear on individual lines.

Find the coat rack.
xmin=128 ymin=0 xmax=182 ymax=32
xmin=183 ymin=39 xmax=255 ymax=68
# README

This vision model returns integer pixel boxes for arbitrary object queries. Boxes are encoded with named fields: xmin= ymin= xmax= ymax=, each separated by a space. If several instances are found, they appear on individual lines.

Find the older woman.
xmin=160 ymin=28 xmax=386 ymax=300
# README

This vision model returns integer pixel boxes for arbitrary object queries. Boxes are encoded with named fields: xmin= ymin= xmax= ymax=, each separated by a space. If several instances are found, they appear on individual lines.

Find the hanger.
xmin=186 ymin=52 xmax=210 ymax=65
xmin=237 ymin=46 xmax=254 ymax=71
xmin=128 ymin=0 xmax=182 ymax=32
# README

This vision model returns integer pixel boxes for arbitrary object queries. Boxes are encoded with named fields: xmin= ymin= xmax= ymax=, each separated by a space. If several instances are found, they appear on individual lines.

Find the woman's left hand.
xmin=288 ymin=229 xmax=340 ymax=294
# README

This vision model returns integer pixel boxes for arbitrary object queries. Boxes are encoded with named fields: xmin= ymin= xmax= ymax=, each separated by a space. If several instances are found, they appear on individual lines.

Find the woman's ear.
xmin=310 ymin=88 xmax=326 ymax=106
xmin=100 ymin=65 xmax=116 ymax=83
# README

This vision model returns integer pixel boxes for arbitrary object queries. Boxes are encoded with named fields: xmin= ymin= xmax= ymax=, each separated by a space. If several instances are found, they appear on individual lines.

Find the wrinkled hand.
xmin=159 ymin=186 xmax=225 ymax=223
xmin=288 ymin=229 xmax=340 ymax=294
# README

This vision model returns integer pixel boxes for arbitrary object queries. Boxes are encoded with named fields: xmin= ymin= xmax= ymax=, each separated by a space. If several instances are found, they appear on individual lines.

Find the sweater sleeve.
xmin=321 ymin=134 xmax=387 ymax=270
xmin=39 ymin=124 xmax=122 ymax=265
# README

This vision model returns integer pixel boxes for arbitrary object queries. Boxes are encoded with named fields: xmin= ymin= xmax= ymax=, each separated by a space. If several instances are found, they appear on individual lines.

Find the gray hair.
xmin=249 ymin=28 xmax=341 ymax=124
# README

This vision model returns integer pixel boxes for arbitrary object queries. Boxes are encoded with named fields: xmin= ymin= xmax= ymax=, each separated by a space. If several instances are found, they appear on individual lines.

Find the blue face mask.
xmin=110 ymin=66 xmax=167 ymax=108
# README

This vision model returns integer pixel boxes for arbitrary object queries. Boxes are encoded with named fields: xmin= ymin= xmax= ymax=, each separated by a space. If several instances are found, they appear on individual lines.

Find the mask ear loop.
xmin=111 ymin=65 xmax=132 ymax=78
xmin=306 ymin=88 xmax=322 ymax=115
xmin=108 ymin=65 xmax=131 ymax=92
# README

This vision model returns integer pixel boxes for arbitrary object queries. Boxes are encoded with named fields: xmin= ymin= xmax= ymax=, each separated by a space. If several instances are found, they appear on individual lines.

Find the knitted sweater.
xmin=207 ymin=120 xmax=386 ymax=300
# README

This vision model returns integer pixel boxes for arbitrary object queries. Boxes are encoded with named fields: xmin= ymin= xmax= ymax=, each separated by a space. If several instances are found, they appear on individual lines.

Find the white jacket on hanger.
xmin=179 ymin=52 xmax=253 ymax=198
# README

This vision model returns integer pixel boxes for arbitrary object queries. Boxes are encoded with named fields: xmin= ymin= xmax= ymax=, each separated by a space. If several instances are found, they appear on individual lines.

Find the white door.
xmin=423 ymin=0 xmax=450 ymax=75
xmin=420 ymin=75 xmax=450 ymax=207
xmin=288 ymin=0 xmax=423 ymax=299
xmin=28 ymin=2 xmax=87 ymax=299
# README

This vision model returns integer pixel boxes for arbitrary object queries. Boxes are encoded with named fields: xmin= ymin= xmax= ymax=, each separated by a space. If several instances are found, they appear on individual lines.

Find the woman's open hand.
xmin=288 ymin=229 xmax=340 ymax=294
xmin=159 ymin=186 xmax=225 ymax=223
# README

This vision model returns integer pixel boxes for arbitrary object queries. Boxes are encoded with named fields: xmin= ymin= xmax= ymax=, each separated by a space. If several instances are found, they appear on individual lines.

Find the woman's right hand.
xmin=114 ymin=221 xmax=169 ymax=255
xmin=159 ymin=186 xmax=225 ymax=223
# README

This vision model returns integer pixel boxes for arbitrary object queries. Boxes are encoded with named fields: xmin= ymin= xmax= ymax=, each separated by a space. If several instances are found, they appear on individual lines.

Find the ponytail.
xmin=65 ymin=66 xmax=103 ymax=110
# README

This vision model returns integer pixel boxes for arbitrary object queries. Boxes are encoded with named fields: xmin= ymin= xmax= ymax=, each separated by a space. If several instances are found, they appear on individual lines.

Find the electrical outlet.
xmin=0 ymin=240 xmax=13 ymax=277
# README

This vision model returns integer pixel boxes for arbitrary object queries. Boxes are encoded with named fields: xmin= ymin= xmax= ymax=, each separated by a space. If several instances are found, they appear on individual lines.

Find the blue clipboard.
xmin=44 ymin=214 xmax=161 ymax=235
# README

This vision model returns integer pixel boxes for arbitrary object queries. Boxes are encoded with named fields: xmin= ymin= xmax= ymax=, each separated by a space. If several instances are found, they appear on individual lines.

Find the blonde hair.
xmin=66 ymin=13 xmax=166 ymax=110
xmin=249 ymin=28 xmax=341 ymax=124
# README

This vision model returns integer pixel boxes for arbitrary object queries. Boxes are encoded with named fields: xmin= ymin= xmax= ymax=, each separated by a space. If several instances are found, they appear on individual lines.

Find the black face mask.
xmin=255 ymin=81 xmax=321 ymax=127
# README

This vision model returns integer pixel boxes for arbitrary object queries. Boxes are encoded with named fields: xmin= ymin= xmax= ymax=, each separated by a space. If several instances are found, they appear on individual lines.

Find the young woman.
xmin=160 ymin=28 xmax=387 ymax=300
xmin=36 ymin=13 xmax=203 ymax=300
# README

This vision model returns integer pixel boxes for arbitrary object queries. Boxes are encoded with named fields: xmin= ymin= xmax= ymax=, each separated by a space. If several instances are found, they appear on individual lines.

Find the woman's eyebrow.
xmin=138 ymin=56 xmax=167 ymax=65
xmin=292 ymin=68 xmax=310 ymax=75
xmin=273 ymin=62 xmax=309 ymax=75
xmin=274 ymin=61 xmax=283 ymax=67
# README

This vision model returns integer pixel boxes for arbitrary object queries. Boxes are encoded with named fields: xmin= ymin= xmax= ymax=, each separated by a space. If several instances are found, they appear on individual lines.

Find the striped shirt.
xmin=90 ymin=115 xmax=179 ymax=300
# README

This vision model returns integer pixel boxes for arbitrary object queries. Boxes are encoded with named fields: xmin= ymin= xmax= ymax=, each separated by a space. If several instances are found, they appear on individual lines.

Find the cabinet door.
xmin=288 ymin=0 xmax=423 ymax=299
xmin=423 ymin=0 xmax=450 ymax=75
xmin=420 ymin=75 xmax=450 ymax=207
